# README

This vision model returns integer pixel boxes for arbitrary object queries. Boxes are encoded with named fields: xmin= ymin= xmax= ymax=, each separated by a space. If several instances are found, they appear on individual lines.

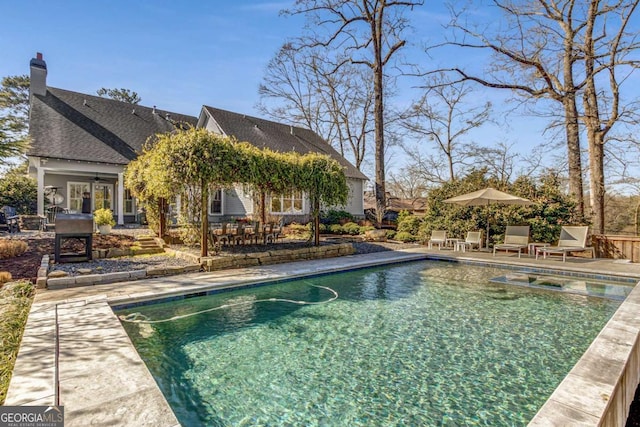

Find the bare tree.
xmin=581 ymin=0 xmax=639 ymax=233
xmin=444 ymin=0 xmax=587 ymax=219
xmin=471 ymin=140 xmax=519 ymax=185
xmin=400 ymin=74 xmax=492 ymax=182
xmin=285 ymin=0 xmax=424 ymax=225
xmin=387 ymin=167 xmax=429 ymax=199
xmin=258 ymin=45 xmax=374 ymax=169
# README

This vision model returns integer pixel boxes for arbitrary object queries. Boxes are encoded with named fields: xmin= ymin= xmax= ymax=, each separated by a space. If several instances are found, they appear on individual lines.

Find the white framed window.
xmin=123 ymin=188 xmax=136 ymax=215
xmin=270 ymin=191 xmax=304 ymax=214
xmin=93 ymin=183 xmax=114 ymax=211
xmin=67 ymin=182 xmax=90 ymax=213
xmin=208 ymin=188 xmax=223 ymax=215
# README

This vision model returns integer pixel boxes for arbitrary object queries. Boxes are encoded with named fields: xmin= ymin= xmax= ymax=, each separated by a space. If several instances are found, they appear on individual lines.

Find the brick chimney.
xmin=29 ymin=52 xmax=47 ymax=99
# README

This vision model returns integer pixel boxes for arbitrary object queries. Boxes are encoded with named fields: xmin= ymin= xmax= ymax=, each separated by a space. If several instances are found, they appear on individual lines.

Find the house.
xmin=27 ymin=53 xmax=368 ymax=225
xmin=363 ymin=191 xmax=428 ymax=223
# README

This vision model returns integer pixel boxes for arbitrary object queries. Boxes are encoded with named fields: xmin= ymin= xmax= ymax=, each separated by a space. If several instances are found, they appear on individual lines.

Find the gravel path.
xmin=48 ymin=238 xmax=420 ymax=277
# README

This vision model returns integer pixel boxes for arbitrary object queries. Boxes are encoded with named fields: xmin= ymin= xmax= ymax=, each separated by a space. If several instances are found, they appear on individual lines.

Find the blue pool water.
xmin=117 ymin=261 xmax=623 ymax=426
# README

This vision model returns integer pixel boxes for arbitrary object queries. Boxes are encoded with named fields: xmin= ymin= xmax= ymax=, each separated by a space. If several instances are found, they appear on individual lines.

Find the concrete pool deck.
xmin=6 ymin=246 xmax=640 ymax=426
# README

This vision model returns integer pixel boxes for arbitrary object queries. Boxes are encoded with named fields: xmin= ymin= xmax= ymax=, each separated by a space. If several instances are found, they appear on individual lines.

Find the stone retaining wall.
xmin=44 ymin=264 xmax=202 ymax=290
xmin=39 ymin=243 xmax=355 ymax=289
xmin=91 ymin=247 xmax=164 ymax=259
xmin=200 ymin=243 xmax=355 ymax=272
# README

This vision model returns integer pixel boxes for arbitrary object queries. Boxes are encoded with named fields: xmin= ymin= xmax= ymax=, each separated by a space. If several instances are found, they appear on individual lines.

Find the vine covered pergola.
xmin=124 ymin=127 xmax=349 ymax=256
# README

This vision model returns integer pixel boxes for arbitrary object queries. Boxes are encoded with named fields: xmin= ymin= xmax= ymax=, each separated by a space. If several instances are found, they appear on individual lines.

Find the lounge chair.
xmin=536 ymin=226 xmax=593 ymax=262
xmin=428 ymin=230 xmax=447 ymax=250
xmin=456 ymin=231 xmax=482 ymax=252
xmin=493 ymin=225 xmax=529 ymax=258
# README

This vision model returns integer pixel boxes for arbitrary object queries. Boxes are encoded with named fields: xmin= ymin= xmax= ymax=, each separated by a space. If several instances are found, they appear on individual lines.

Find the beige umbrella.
xmin=443 ymin=187 xmax=533 ymax=249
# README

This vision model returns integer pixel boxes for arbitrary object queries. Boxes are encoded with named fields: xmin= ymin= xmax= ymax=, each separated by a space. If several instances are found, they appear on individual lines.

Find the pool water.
xmin=117 ymin=261 xmax=622 ymax=426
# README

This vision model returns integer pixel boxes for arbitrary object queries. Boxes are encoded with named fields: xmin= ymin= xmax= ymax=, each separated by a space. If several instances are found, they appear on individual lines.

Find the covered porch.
xmin=28 ymin=157 xmax=140 ymax=226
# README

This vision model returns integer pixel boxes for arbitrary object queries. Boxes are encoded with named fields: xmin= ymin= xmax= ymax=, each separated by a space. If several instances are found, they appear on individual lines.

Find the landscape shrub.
xmin=396 ymin=210 xmax=422 ymax=236
xmin=321 ymin=209 xmax=354 ymax=224
xmin=394 ymin=231 xmax=417 ymax=242
xmin=386 ymin=230 xmax=397 ymax=240
xmin=0 ymin=240 xmax=28 ymax=259
xmin=318 ymin=223 xmax=328 ymax=233
xmin=0 ymin=272 xmax=11 ymax=284
xmin=342 ymin=222 xmax=361 ymax=235
xmin=360 ymin=225 xmax=376 ymax=234
xmin=93 ymin=208 xmax=116 ymax=227
xmin=329 ymin=224 xmax=344 ymax=234
xmin=176 ymin=215 xmax=200 ymax=247
xmin=286 ymin=223 xmax=310 ymax=239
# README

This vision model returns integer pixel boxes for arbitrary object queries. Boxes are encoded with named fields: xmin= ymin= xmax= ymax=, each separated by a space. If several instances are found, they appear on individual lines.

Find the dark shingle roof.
xmin=28 ymin=87 xmax=197 ymax=164
xmin=203 ymin=106 xmax=368 ymax=180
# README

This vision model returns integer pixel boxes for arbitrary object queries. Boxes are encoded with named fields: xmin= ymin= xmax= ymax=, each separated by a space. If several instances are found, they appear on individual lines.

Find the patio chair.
xmin=456 ymin=231 xmax=482 ymax=252
xmin=428 ymin=230 xmax=447 ymax=250
xmin=242 ymin=222 xmax=260 ymax=245
xmin=0 ymin=212 xmax=9 ymax=233
xmin=269 ymin=219 xmax=284 ymax=243
xmin=232 ymin=223 xmax=247 ymax=245
xmin=536 ymin=226 xmax=593 ymax=262
xmin=493 ymin=225 xmax=529 ymax=258
xmin=209 ymin=222 xmax=231 ymax=246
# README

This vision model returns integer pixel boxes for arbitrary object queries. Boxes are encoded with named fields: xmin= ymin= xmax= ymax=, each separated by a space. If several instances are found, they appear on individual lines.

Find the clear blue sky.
xmin=1 ymin=1 xmax=308 ymax=116
xmin=3 ymin=0 xmax=635 ymax=183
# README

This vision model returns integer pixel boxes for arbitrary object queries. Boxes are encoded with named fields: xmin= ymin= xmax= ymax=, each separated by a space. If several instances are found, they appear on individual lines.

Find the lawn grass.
xmin=0 ymin=281 xmax=35 ymax=404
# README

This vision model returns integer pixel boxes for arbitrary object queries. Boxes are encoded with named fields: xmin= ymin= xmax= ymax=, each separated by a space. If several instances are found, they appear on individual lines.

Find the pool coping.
xmin=6 ymin=248 xmax=640 ymax=426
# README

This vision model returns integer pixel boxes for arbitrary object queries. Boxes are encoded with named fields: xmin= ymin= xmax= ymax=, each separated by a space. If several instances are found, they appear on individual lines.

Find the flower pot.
xmin=98 ymin=224 xmax=112 ymax=235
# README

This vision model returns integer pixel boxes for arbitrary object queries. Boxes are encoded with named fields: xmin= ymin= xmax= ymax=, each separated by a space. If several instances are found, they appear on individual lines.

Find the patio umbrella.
xmin=443 ymin=187 xmax=533 ymax=249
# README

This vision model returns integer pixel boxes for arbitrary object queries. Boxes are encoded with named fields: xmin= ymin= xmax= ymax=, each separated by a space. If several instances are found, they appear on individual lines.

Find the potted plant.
xmin=94 ymin=208 xmax=115 ymax=234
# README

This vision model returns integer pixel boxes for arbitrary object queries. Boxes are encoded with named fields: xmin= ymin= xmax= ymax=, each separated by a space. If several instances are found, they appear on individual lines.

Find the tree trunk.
xmin=563 ymin=95 xmax=584 ymax=220
xmin=373 ymin=9 xmax=386 ymax=227
xmin=200 ymin=180 xmax=209 ymax=258
xmin=314 ymin=197 xmax=320 ymax=246
xmin=260 ymin=191 xmax=267 ymax=225
xmin=158 ymin=198 xmax=166 ymax=239
xmin=582 ymin=0 xmax=605 ymax=234
xmin=561 ymin=4 xmax=585 ymax=221
xmin=587 ymin=131 xmax=606 ymax=233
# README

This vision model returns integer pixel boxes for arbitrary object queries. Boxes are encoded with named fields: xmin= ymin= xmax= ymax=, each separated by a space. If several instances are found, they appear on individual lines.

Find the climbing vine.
xmin=124 ymin=127 xmax=349 ymax=253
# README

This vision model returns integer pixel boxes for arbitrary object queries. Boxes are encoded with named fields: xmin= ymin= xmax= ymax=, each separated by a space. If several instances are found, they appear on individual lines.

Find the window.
xmin=270 ymin=191 xmax=303 ymax=214
xmin=123 ymin=188 xmax=135 ymax=215
xmin=209 ymin=188 xmax=223 ymax=215
xmin=67 ymin=182 xmax=90 ymax=213
xmin=93 ymin=183 xmax=113 ymax=211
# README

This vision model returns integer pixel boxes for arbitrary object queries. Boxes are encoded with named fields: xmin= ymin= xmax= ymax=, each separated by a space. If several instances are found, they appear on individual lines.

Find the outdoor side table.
xmin=447 ymin=238 xmax=464 ymax=250
xmin=455 ymin=240 xmax=470 ymax=252
xmin=528 ymin=242 xmax=549 ymax=257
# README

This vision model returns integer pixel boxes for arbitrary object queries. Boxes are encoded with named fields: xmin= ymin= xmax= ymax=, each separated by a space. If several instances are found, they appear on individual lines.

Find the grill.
xmin=54 ymin=213 xmax=93 ymax=263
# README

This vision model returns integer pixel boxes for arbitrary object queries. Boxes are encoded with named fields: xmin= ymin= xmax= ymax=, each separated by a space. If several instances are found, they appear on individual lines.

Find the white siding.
xmin=223 ymin=185 xmax=253 ymax=216
xmin=344 ymin=178 xmax=364 ymax=216
xmin=320 ymin=178 xmax=364 ymax=216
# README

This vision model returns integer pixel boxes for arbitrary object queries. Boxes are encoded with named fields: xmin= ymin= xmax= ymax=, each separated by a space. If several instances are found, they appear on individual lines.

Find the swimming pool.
xmin=117 ymin=261 xmax=623 ymax=426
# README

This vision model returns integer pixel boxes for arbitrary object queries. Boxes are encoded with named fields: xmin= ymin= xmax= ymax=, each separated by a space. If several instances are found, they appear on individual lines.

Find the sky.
xmin=2 ymin=0 xmax=638 ymax=186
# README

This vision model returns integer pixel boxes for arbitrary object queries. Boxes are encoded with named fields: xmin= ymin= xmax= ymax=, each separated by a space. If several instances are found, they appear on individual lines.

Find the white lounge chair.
xmin=536 ymin=226 xmax=593 ymax=262
xmin=456 ymin=231 xmax=482 ymax=252
xmin=493 ymin=226 xmax=529 ymax=258
xmin=428 ymin=230 xmax=447 ymax=250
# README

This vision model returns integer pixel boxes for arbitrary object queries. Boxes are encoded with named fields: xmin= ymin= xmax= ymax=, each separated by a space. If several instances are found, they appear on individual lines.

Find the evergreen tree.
xmin=96 ymin=88 xmax=141 ymax=104
xmin=0 ymin=75 xmax=30 ymax=164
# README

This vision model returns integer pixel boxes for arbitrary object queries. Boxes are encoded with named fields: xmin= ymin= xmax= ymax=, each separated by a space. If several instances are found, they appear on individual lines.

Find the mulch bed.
xmin=0 ymin=234 xmax=136 ymax=282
